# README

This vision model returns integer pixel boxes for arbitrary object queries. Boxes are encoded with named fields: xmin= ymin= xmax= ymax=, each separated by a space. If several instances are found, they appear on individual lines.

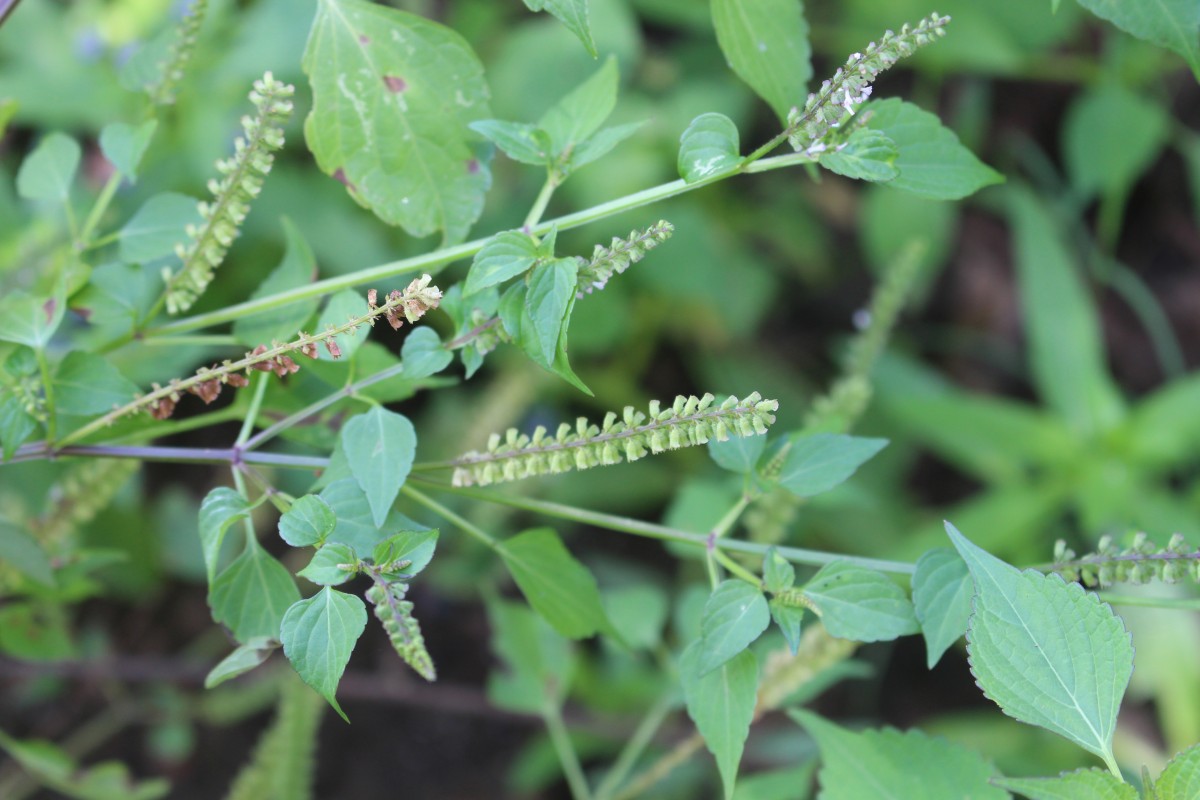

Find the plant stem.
xmin=711 ymin=548 xmax=761 ymax=585
xmin=1099 ymin=593 xmax=1200 ymax=611
xmin=76 ymin=171 xmax=123 ymax=249
xmin=34 ymin=347 xmax=56 ymax=443
xmin=413 ymin=479 xmax=915 ymax=574
xmin=5 ymin=443 xmax=328 ymax=469
xmin=593 ymin=691 xmax=674 ymax=800
xmin=235 ymin=372 xmax=270 ymax=446
xmin=524 ymin=173 xmax=559 ymax=231
xmin=543 ymin=702 xmax=593 ymax=800
xmin=400 ymin=484 xmax=499 ymax=550
xmin=711 ymin=495 xmax=750 ymax=540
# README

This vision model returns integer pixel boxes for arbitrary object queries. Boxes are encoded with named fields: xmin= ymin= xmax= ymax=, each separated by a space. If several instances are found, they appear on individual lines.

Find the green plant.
xmin=1 ymin=0 xmax=1199 ymax=798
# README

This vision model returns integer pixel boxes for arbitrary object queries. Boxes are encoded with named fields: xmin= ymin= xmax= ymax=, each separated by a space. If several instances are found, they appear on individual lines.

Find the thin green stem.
xmin=400 ymin=484 xmax=499 ymax=550
xmin=543 ymin=703 xmax=593 ymax=800
xmin=712 ymin=548 xmax=761 ymax=585
xmin=593 ymin=691 xmax=674 ymax=800
xmin=139 ymin=334 xmax=239 ymax=348
xmin=235 ymin=372 xmax=270 ymax=446
xmin=1099 ymin=593 xmax=1200 ymax=611
xmin=1102 ymin=750 xmax=1124 ymax=782
xmin=524 ymin=173 xmax=559 ymax=230
xmin=711 ymin=496 xmax=750 ymax=540
xmin=34 ymin=347 xmax=56 ymax=443
xmin=413 ymin=479 xmax=915 ymax=574
xmin=77 ymin=171 xmax=123 ymax=249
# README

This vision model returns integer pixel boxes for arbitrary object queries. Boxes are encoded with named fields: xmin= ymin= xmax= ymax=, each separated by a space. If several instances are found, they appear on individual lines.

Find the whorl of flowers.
xmin=786 ymin=13 xmax=950 ymax=154
xmin=163 ymin=72 xmax=294 ymax=314
xmin=451 ymin=392 xmax=779 ymax=487
xmin=574 ymin=220 xmax=674 ymax=298
xmin=148 ymin=0 xmax=209 ymax=106
xmin=1053 ymin=533 xmax=1200 ymax=587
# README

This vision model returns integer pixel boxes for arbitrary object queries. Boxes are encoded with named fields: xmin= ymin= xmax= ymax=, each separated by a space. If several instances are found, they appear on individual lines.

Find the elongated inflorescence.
xmin=574 ymin=220 xmax=674 ymax=298
xmin=148 ymin=0 xmax=209 ymax=106
xmin=450 ymin=392 xmax=779 ymax=487
xmin=1054 ymin=533 xmax=1200 ymax=587
xmin=164 ymin=72 xmax=294 ymax=314
xmin=366 ymin=577 xmax=436 ymax=681
xmin=786 ymin=13 xmax=949 ymax=154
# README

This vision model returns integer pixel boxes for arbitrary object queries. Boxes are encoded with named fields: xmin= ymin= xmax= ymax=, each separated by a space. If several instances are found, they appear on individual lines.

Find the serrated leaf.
xmin=298 ymin=543 xmax=359 ymax=586
xmin=205 ymin=637 xmax=278 ymax=689
xmin=995 ymin=768 xmax=1137 ymax=800
xmin=768 ymin=599 xmax=804 ymax=655
xmin=946 ymin=521 xmax=1134 ymax=764
xmin=520 ymin=257 xmax=579 ymax=368
xmin=775 ymin=433 xmax=888 ymax=498
xmin=865 ymin=99 xmax=1004 ymax=200
xmin=791 ymin=710 xmax=1009 ymax=800
xmin=708 ymin=430 xmax=766 ymax=474
xmin=466 ymin=230 xmax=541 ymax=295
xmin=315 ymin=289 xmax=370 ymax=362
xmin=52 ymin=351 xmax=138 ymax=416
xmin=0 ymin=395 xmax=38 ymax=462
xmin=468 ymin=119 xmax=550 ymax=166
xmin=0 ymin=291 xmax=65 ymax=349
xmin=1158 ymin=743 xmax=1200 ymax=800
xmin=371 ymin=529 xmax=437 ymax=575
xmin=209 ymin=538 xmax=301 ymax=643
xmin=232 ymin=219 xmax=319 ymax=347
xmin=1009 ymin=187 xmax=1125 ymax=434
xmin=678 ymin=112 xmax=741 ymax=183
xmin=819 ymin=129 xmax=899 ymax=182
xmin=341 ymin=407 xmax=416 ymax=528
xmin=118 ymin=192 xmax=202 ymax=264
xmin=1063 ymin=85 xmax=1169 ymax=201
xmin=17 ymin=132 xmax=80 ymax=201
xmin=400 ymin=326 xmax=452 ymax=379
xmin=277 ymin=494 xmax=336 ymax=547
xmin=1074 ymin=0 xmax=1200 ymax=78
xmin=280 ymin=586 xmax=367 ymax=722
xmin=698 ymin=580 xmax=770 ymax=675
xmin=99 ymin=120 xmax=157 ymax=182
xmin=802 ymin=561 xmax=919 ymax=642
xmin=198 ymin=488 xmax=251 ymax=584
xmin=912 ymin=547 xmax=972 ymax=668
xmin=538 ymin=56 xmax=617 ymax=161
xmin=711 ymin=0 xmax=811 ymax=123
xmin=303 ymin=0 xmax=493 ymax=244
xmin=680 ymin=642 xmax=758 ymax=800
xmin=0 ymin=520 xmax=54 ymax=587
xmin=524 ymin=0 xmax=597 ymax=57
xmin=499 ymin=527 xmax=613 ymax=640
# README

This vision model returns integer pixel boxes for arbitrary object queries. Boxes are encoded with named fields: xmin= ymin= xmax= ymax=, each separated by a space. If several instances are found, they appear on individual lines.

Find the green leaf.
xmin=277 ymin=494 xmax=336 ymax=548
xmin=205 ymin=637 xmax=278 ymax=689
xmin=0 ymin=291 xmax=65 ymax=348
xmin=1063 ymin=85 xmax=1170 ymax=200
xmin=0 ymin=520 xmax=54 ymax=587
xmin=340 ymin=407 xmax=416 ymax=528
xmin=280 ymin=586 xmax=367 ymax=722
xmin=52 ymin=352 xmax=138 ymax=416
xmin=819 ymin=129 xmax=899 ymax=182
xmin=995 ymin=768 xmax=1138 ymax=800
xmin=0 ymin=394 xmax=38 ymax=461
xmin=198 ymin=488 xmax=251 ymax=584
xmin=911 ymin=547 xmax=972 ymax=668
xmin=487 ymin=597 xmax=572 ymax=713
xmin=775 ymin=433 xmax=888 ymax=498
xmin=768 ymin=599 xmax=804 ymax=655
xmin=603 ymin=584 xmax=668 ymax=649
xmin=499 ymin=527 xmax=613 ymax=639
xmin=520 ymin=257 xmax=579 ymax=368
xmin=708 ymin=429 xmax=766 ymax=473
xmin=791 ymin=710 xmax=1009 ymax=800
xmin=1074 ymin=0 xmax=1200 ymax=78
xmin=680 ymin=642 xmax=758 ymax=800
xmin=946 ymin=521 xmax=1134 ymax=764
xmin=371 ymin=529 xmax=438 ymax=575
xmin=298 ymin=543 xmax=359 ymax=586
xmin=678 ymin=112 xmax=741 ymax=183
xmin=0 ymin=603 xmax=74 ymax=661
xmin=763 ymin=549 xmax=795 ymax=594
xmin=99 ymin=120 xmax=157 ymax=182
xmin=315 ymin=289 xmax=370 ymax=362
xmin=524 ymin=0 xmax=597 ymax=57
xmin=711 ymin=0 xmax=811 ymax=123
xmin=467 ymin=119 xmax=550 ymax=166
xmin=1158 ymin=743 xmax=1200 ymax=800
xmin=0 ymin=99 xmax=15 ymax=137
xmin=118 ymin=192 xmax=202 ymax=264
xmin=400 ymin=327 xmax=452 ymax=379
xmin=209 ymin=538 xmax=301 ymax=642
xmin=865 ymin=99 xmax=1004 ymax=200
xmin=16 ymin=132 xmax=80 ymax=201
xmin=319 ymin=478 xmax=416 ymax=553
xmin=303 ymin=0 xmax=493 ymax=244
xmin=567 ymin=120 xmax=645 ymax=171
xmin=466 ymin=230 xmax=542 ymax=295
xmin=730 ymin=764 xmax=816 ymax=800
xmin=698 ymin=580 xmax=770 ymax=675
xmin=538 ymin=56 xmax=617 ymax=162
xmin=498 ymin=282 xmax=527 ymax=339
xmin=232 ymin=219 xmax=319 ymax=347
xmin=1009 ymin=186 xmax=1125 ymax=434
xmin=801 ymin=562 xmax=919 ymax=642
xmin=0 ymin=729 xmax=170 ymax=800
xmin=549 ymin=294 xmax=593 ymax=395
